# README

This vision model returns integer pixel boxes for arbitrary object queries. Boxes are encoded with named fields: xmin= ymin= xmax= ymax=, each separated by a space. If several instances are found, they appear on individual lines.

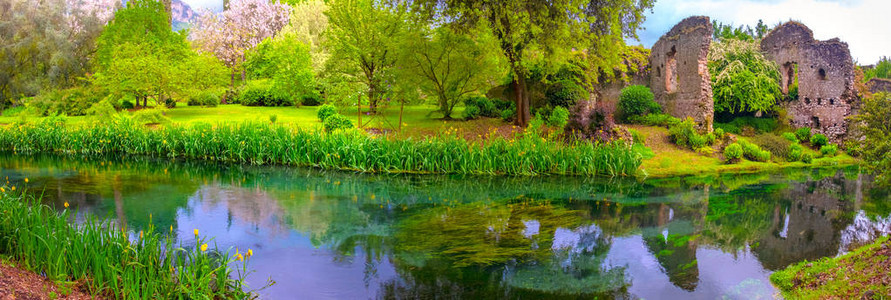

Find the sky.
xmin=181 ymin=0 xmax=891 ymax=64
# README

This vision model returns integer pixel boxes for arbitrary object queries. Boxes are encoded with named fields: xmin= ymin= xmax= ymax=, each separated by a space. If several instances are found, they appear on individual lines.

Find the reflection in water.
xmin=1 ymin=154 xmax=889 ymax=299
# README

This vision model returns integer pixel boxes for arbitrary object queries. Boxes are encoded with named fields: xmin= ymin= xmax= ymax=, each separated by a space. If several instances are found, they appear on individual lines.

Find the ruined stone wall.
xmin=867 ymin=78 xmax=891 ymax=94
xmin=593 ymin=74 xmax=649 ymax=117
xmin=648 ymin=16 xmax=714 ymax=131
xmin=761 ymin=22 xmax=857 ymax=143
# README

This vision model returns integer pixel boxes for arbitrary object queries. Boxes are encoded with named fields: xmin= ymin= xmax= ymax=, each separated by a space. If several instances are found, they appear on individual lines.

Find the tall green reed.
xmin=0 ymin=116 xmax=642 ymax=176
xmin=0 ymin=189 xmax=255 ymax=299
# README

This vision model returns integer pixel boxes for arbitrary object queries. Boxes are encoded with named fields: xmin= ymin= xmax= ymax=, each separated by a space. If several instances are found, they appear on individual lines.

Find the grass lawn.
xmin=770 ymin=236 xmax=890 ymax=299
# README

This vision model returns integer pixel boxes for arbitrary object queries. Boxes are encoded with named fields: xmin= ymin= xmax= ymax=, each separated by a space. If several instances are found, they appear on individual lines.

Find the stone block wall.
xmin=867 ymin=78 xmax=891 ymax=94
xmin=761 ymin=22 xmax=857 ymax=143
xmin=648 ymin=16 xmax=714 ymax=131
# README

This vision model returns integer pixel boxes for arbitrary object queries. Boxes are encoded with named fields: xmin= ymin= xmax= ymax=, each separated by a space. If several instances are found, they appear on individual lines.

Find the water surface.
xmin=2 ymin=154 xmax=890 ymax=299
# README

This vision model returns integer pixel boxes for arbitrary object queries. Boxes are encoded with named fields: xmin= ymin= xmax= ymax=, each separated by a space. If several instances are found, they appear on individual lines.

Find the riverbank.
xmin=771 ymin=236 xmax=890 ymax=299
xmin=0 ymin=257 xmax=93 ymax=300
xmin=0 ymin=190 xmax=253 ymax=299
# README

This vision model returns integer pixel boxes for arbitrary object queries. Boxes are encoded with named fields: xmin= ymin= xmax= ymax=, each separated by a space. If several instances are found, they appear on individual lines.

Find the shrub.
xmin=238 ymin=80 xmax=293 ymax=107
xmin=164 ymin=98 xmax=177 ymax=108
xmin=86 ymin=100 xmax=117 ymax=122
xmin=715 ymin=117 xmax=778 ymax=135
xmin=188 ymin=91 xmax=220 ymax=107
xmin=820 ymin=144 xmax=838 ymax=157
xmin=788 ymin=143 xmax=804 ymax=161
xmin=501 ymin=108 xmax=515 ymax=122
xmin=545 ymin=79 xmax=586 ymax=109
xmin=317 ymin=104 xmax=337 ymax=122
xmin=617 ymin=85 xmax=659 ymax=121
xmin=810 ymin=134 xmax=828 ymax=148
xmin=724 ymin=143 xmax=743 ymax=163
xmin=301 ymin=93 xmax=322 ymax=106
xmin=132 ymin=109 xmax=169 ymax=125
xmin=548 ymin=106 xmax=570 ymax=128
xmin=801 ymin=153 xmax=814 ymax=164
xmin=737 ymin=140 xmax=771 ymax=162
xmin=781 ymin=132 xmax=798 ymax=143
xmin=628 ymin=113 xmax=680 ymax=127
xmin=795 ymin=127 xmax=811 ymax=143
xmin=269 ymin=114 xmax=278 ymax=124
xmin=714 ymin=128 xmax=726 ymax=140
xmin=668 ymin=118 xmax=711 ymax=150
xmin=463 ymin=105 xmax=481 ymax=120
xmin=323 ymin=114 xmax=353 ymax=132
xmin=463 ymin=97 xmax=498 ymax=119
xmin=752 ymin=134 xmax=792 ymax=161
xmin=121 ymin=96 xmax=136 ymax=109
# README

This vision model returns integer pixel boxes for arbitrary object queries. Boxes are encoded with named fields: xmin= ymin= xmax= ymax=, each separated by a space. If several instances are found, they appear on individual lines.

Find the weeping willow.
xmin=708 ymin=38 xmax=782 ymax=115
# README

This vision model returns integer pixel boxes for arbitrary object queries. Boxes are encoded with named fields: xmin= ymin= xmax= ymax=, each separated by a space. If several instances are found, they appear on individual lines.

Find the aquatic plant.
xmin=0 ymin=116 xmax=642 ymax=176
xmin=0 ymin=191 xmax=254 ymax=299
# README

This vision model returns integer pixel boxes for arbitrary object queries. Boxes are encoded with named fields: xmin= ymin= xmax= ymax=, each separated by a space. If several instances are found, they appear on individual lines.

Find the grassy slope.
xmin=628 ymin=125 xmax=858 ymax=177
xmin=770 ymin=236 xmax=890 ymax=299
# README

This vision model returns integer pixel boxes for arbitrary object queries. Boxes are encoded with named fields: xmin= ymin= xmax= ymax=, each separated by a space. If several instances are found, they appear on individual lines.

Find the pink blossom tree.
xmin=191 ymin=0 xmax=290 ymax=97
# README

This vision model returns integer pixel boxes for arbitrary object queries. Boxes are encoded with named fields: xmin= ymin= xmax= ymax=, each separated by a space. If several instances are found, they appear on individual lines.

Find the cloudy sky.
xmin=181 ymin=0 xmax=890 ymax=63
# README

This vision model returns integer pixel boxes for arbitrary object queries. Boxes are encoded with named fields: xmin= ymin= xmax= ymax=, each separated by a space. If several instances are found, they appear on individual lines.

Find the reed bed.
xmin=0 ymin=190 xmax=253 ymax=299
xmin=0 ymin=116 xmax=641 ymax=176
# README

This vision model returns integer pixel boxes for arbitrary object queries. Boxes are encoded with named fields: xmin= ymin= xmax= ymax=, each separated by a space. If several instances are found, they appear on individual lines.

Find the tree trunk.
xmin=357 ymin=96 xmax=363 ymax=128
xmin=368 ymin=85 xmax=377 ymax=114
xmin=399 ymin=98 xmax=404 ymax=132
xmin=514 ymin=75 xmax=531 ymax=127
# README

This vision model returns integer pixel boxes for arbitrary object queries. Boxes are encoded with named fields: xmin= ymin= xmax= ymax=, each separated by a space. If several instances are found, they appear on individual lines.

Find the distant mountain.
xmin=171 ymin=0 xmax=197 ymax=31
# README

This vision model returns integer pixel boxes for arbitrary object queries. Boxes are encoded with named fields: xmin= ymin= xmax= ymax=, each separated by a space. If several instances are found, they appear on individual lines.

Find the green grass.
xmin=0 ymin=115 xmax=642 ymax=176
xmin=0 ymin=190 xmax=254 ymax=299
xmin=770 ymin=236 xmax=890 ymax=299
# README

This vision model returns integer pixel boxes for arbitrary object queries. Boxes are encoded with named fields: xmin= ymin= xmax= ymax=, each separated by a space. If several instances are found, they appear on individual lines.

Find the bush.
xmin=164 ymin=98 xmax=177 ymax=108
xmin=86 ymin=100 xmax=117 ymax=122
xmin=628 ymin=113 xmax=680 ymax=127
xmin=545 ymin=79 xmax=586 ymax=109
xmin=238 ymin=80 xmax=294 ymax=107
xmin=801 ymin=153 xmax=814 ymax=164
xmin=188 ymin=91 xmax=220 ymax=107
xmin=752 ymin=134 xmax=792 ymax=161
xmin=317 ymin=104 xmax=337 ymax=122
xmin=132 ymin=109 xmax=169 ymax=125
xmin=668 ymin=118 xmax=710 ymax=150
xmin=714 ymin=128 xmax=726 ymax=140
xmin=463 ymin=104 xmax=481 ymax=120
xmin=501 ymin=108 xmax=515 ymax=122
xmin=820 ymin=144 xmax=838 ymax=157
xmin=715 ymin=117 xmax=778 ymax=135
xmin=301 ymin=93 xmax=322 ymax=106
xmin=788 ymin=143 xmax=804 ymax=161
xmin=810 ymin=134 xmax=828 ymax=148
xmin=121 ymin=96 xmax=136 ymax=109
xmin=724 ymin=143 xmax=743 ymax=163
xmin=269 ymin=114 xmax=278 ymax=124
xmin=737 ymin=140 xmax=771 ymax=162
xmin=781 ymin=132 xmax=798 ymax=143
xmin=323 ymin=114 xmax=353 ymax=132
xmin=795 ymin=127 xmax=811 ymax=143
xmin=617 ymin=85 xmax=659 ymax=121
xmin=548 ymin=106 xmax=570 ymax=128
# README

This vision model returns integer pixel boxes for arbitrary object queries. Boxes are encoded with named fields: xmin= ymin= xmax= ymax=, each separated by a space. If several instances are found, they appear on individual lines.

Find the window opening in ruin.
xmin=804 ymin=97 xmax=810 ymax=104
xmin=818 ymin=98 xmax=822 ymax=105
xmin=830 ymin=99 xmax=834 ymax=105
xmin=656 ymin=66 xmax=661 ymax=77
xmin=782 ymin=62 xmax=799 ymax=98
xmin=812 ymin=116 xmax=821 ymax=128
xmin=665 ymin=46 xmax=678 ymax=93
xmin=818 ymin=68 xmax=827 ymax=80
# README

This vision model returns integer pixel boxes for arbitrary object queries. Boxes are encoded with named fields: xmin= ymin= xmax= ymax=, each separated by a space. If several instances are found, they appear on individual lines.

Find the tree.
xmin=0 ymin=0 xmax=116 ymax=107
xmin=708 ymin=39 xmax=782 ymax=116
xmin=325 ymin=0 xmax=406 ymax=113
xmin=191 ymin=0 xmax=290 ymax=94
xmin=244 ymin=36 xmax=316 ymax=104
xmin=850 ymin=92 xmax=891 ymax=186
xmin=864 ymin=57 xmax=891 ymax=81
xmin=411 ymin=0 xmax=655 ymax=126
xmin=712 ymin=19 xmax=770 ymax=41
xmin=279 ymin=0 xmax=330 ymax=73
xmin=398 ymin=25 xmax=505 ymax=119
xmin=94 ymin=0 xmax=187 ymax=71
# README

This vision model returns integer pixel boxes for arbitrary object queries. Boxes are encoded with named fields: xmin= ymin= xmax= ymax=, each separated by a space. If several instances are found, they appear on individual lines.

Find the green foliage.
xmin=708 ymin=39 xmax=782 ymax=115
xmin=188 ymin=91 xmax=221 ymax=107
xmin=628 ymin=113 xmax=681 ymax=127
xmin=94 ymin=0 xmax=186 ymax=71
xmin=715 ymin=117 xmax=778 ymax=135
xmin=323 ymin=114 xmax=354 ymax=132
xmin=463 ymin=105 xmax=481 ymax=120
xmin=462 ymin=97 xmax=500 ymax=120
xmin=245 ymin=37 xmax=316 ymax=104
xmin=810 ymin=133 xmax=828 ymax=148
xmin=863 ymin=57 xmax=891 ymax=81
xmin=26 ymin=86 xmax=103 ymax=117
xmin=712 ymin=19 xmax=769 ymax=41
xmin=668 ymin=118 xmax=712 ymax=150
xmin=0 ymin=118 xmax=642 ymax=176
xmin=781 ymin=132 xmax=798 ymax=143
xmin=0 ymin=192 xmax=253 ymax=299
xmin=132 ymin=108 xmax=169 ymax=125
xmin=545 ymin=79 xmax=586 ymax=109
xmin=788 ymin=143 xmax=804 ymax=161
xmin=617 ymin=85 xmax=659 ymax=121
xmin=86 ymin=100 xmax=118 ymax=122
xmin=723 ymin=143 xmax=743 ymax=163
xmin=301 ymin=93 xmax=323 ymax=106
xmin=713 ymin=128 xmax=726 ymax=140
xmin=795 ymin=127 xmax=812 ymax=143
xmin=501 ymin=108 xmax=516 ymax=122
xmin=548 ymin=106 xmax=570 ymax=128
xmin=237 ymin=80 xmax=294 ymax=107
xmin=849 ymin=92 xmax=891 ymax=186
xmin=801 ymin=153 xmax=813 ymax=164
xmin=317 ymin=104 xmax=337 ymax=122
xmin=820 ymin=145 xmax=838 ymax=157
xmin=269 ymin=114 xmax=278 ymax=124
xmin=751 ymin=134 xmax=792 ymax=161
xmin=736 ymin=140 xmax=771 ymax=162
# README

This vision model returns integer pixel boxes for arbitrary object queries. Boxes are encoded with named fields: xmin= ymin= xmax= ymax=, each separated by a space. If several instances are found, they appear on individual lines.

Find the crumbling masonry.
xmin=648 ymin=16 xmax=714 ymax=131
xmin=760 ymin=22 xmax=857 ymax=142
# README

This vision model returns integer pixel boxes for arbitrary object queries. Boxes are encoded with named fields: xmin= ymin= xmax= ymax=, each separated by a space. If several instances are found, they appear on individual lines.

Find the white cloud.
xmin=180 ymin=0 xmax=223 ymax=11
xmin=635 ymin=0 xmax=891 ymax=63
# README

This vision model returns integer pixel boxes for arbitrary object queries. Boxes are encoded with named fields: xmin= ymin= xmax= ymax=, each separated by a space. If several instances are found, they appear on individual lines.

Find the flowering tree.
xmin=191 ymin=0 xmax=290 ymax=95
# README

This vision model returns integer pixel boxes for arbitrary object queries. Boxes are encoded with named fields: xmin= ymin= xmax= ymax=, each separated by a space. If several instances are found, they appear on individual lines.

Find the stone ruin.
xmin=647 ymin=16 xmax=714 ymax=131
xmin=867 ymin=78 xmax=891 ymax=94
xmin=760 ymin=22 xmax=858 ymax=142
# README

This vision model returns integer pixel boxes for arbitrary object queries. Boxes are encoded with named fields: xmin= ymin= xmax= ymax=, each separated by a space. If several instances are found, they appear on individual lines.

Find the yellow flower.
xmin=247 ymin=249 xmax=253 ymax=258
xmin=0 ymin=187 xmax=4 ymax=193
xmin=139 ymin=231 xmax=144 ymax=239
xmin=234 ymin=253 xmax=244 ymax=261
xmin=194 ymin=229 xmax=199 ymax=236
xmin=24 ymin=178 xmax=28 ymax=183
xmin=10 ymin=186 xmax=14 ymax=191
xmin=200 ymin=244 xmax=208 ymax=252
xmin=64 ymin=202 xmax=69 ymax=208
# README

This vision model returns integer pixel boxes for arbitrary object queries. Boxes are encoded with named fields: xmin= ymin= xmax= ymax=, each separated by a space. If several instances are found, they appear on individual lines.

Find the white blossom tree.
xmin=191 ymin=0 xmax=290 ymax=95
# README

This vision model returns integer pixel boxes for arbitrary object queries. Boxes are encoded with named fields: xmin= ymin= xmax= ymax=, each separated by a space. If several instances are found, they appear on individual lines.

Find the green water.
xmin=2 ymin=154 xmax=889 ymax=299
